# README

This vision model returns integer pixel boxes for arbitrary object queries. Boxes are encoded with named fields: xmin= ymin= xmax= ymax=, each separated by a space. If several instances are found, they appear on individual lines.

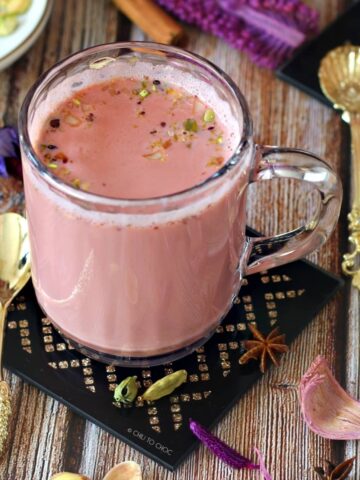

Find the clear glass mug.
xmin=19 ymin=42 xmax=342 ymax=367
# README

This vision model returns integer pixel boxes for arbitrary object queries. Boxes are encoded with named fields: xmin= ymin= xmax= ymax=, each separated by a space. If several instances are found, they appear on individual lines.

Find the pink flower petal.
xmin=299 ymin=356 xmax=360 ymax=440
xmin=254 ymin=447 xmax=272 ymax=480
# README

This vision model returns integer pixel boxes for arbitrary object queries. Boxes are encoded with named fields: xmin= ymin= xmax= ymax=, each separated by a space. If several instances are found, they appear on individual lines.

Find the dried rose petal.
xmin=189 ymin=418 xmax=259 ymax=470
xmin=254 ymin=447 xmax=272 ymax=480
xmin=299 ymin=356 xmax=360 ymax=439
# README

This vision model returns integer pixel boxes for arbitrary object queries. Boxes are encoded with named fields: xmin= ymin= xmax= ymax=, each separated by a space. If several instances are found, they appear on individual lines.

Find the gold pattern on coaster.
xmin=6 ymin=270 xmax=311 ymax=437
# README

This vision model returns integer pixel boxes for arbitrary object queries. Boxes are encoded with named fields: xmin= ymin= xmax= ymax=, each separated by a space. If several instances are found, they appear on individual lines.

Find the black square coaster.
xmin=4 ymin=257 xmax=341 ymax=471
xmin=277 ymin=2 xmax=360 ymax=106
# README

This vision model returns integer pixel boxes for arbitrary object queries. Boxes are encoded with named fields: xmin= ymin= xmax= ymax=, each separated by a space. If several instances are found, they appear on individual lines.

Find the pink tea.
xmin=20 ymin=44 xmax=342 ymax=365
xmin=23 ymin=63 xmax=248 ymax=361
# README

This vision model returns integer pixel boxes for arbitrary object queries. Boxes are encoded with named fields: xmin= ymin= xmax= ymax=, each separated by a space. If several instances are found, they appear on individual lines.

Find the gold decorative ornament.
xmin=0 ymin=213 xmax=31 ymax=455
xmin=319 ymin=44 xmax=360 ymax=287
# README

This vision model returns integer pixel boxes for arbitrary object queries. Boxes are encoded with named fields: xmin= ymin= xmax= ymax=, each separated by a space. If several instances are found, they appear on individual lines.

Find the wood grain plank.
xmin=0 ymin=0 xmax=353 ymax=478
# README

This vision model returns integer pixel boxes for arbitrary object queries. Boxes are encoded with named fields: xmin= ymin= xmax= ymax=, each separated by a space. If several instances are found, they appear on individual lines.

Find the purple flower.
xmin=0 ymin=126 xmax=22 ymax=178
xmin=189 ymin=418 xmax=260 ymax=470
xmin=156 ymin=0 xmax=319 ymax=69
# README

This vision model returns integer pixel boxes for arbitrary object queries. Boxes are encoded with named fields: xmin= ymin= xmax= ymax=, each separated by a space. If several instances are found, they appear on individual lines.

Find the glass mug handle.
xmin=245 ymin=145 xmax=342 ymax=275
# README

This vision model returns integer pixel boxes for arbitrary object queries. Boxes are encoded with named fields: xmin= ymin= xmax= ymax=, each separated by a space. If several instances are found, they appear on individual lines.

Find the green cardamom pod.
xmin=114 ymin=376 xmax=138 ymax=404
xmin=143 ymin=370 xmax=187 ymax=401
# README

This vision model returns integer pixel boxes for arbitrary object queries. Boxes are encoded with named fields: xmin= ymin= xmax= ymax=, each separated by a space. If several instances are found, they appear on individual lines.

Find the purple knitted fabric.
xmin=156 ymin=0 xmax=319 ymax=69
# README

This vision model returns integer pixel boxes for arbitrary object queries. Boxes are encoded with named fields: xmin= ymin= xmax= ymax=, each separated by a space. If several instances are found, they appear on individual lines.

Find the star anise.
xmin=314 ymin=457 xmax=355 ymax=479
xmin=239 ymin=324 xmax=288 ymax=373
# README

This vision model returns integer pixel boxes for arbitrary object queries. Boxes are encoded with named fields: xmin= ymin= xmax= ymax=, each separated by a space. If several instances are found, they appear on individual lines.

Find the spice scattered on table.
xmin=239 ymin=324 xmax=288 ymax=373
xmin=113 ymin=376 xmax=138 ymax=405
xmin=314 ymin=457 xmax=356 ymax=480
xmin=142 ymin=369 xmax=187 ymax=401
xmin=299 ymin=356 xmax=360 ymax=440
xmin=189 ymin=418 xmax=260 ymax=470
xmin=113 ymin=370 xmax=187 ymax=406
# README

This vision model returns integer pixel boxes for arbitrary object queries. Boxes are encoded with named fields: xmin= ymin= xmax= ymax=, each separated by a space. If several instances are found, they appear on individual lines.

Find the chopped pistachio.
xmin=183 ymin=118 xmax=198 ymax=133
xmin=89 ymin=57 xmax=115 ymax=70
xmin=216 ymin=135 xmax=223 ymax=144
xmin=207 ymin=156 xmax=224 ymax=167
xmin=64 ymin=114 xmax=81 ymax=127
xmin=139 ymin=89 xmax=150 ymax=98
xmin=72 ymin=178 xmax=81 ymax=188
xmin=72 ymin=98 xmax=81 ymax=106
xmin=151 ymin=139 xmax=164 ymax=149
xmin=203 ymin=109 xmax=215 ymax=123
xmin=143 ymin=151 xmax=166 ymax=162
xmin=192 ymin=97 xmax=204 ymax=115
xmin=163 ymin=139 xmax=172 ymax=149
xmin=48 ymin=163 xmax=58 ymax=169
xmin=151 ymin=85 xmax=157 ymax=92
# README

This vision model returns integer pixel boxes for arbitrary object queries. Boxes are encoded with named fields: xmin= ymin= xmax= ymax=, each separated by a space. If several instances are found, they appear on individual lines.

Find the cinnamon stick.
xmin=113 ymin=0 xmax=186 ymax=45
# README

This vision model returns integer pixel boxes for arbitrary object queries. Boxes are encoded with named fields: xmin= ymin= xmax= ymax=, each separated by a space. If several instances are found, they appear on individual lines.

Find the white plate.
xmin=0 ymin=0 xmax=53 ymax=71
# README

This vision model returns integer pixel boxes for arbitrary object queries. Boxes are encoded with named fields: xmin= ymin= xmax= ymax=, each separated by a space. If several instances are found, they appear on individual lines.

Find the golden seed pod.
xmin=103 ymin=461 xmax=142 ymax=480
xmin=50 ymin=473 xmax=91 ymax=480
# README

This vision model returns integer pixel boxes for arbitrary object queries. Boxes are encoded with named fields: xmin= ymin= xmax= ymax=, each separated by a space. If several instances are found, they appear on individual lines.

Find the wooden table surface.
xmin=0 ymin=1 xmax=355 ymax=479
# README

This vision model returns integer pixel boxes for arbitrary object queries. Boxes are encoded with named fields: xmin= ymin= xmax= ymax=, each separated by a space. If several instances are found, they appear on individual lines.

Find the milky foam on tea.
xmin=25 ymin=57 xmax=248 ymax=228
